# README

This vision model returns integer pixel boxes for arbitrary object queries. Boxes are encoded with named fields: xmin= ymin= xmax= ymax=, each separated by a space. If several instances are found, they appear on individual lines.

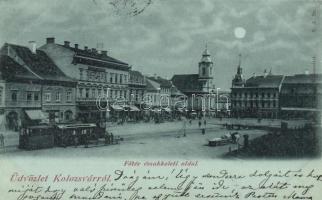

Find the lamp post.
xmin=216 ymin=88 xmax=221 ymax=112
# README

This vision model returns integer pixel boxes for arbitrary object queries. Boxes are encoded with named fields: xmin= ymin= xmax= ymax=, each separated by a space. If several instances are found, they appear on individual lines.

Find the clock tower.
xmin=198 ymin=45 xmax=214 ymax=92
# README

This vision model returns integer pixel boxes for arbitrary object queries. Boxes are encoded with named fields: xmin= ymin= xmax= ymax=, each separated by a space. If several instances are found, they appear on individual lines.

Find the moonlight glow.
xmin=234 ymin=27 xmax=246 ymax=39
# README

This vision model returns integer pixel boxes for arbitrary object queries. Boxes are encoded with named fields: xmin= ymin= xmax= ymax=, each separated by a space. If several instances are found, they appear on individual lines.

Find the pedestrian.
xmin=110 ymin=132 xmax=114 ymax=144
xmin=198 ymin=120 xmax=201 ymax=128
xmin=72 ymin=130 xmax=78 ymax=148
xmin=204 ymin=119 xmax=206 ymax=126
xmin=0 ymin=133 xmax=4 ymax=151
xmin=83 ymin=129 xmax=88 ymax=148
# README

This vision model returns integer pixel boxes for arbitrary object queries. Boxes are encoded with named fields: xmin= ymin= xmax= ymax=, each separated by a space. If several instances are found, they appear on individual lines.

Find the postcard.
xmin=0 ymin=0 xmax=321 ymax=199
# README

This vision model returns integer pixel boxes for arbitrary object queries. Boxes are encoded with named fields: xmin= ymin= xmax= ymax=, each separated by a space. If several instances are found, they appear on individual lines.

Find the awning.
xmin=25 ymin=110 xmax=47 ymax=120
xmin=281 ymin=107 xmax=322 ymax=112
xmin=130 ymin=105 xmax=140 ymax=112
xmin=110 ymin=104 xmax=124 ymax=111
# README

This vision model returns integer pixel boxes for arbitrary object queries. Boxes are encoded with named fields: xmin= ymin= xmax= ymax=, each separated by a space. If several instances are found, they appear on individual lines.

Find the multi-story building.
xmin=171 ymin=47 xmax=215 ymax=115
xmin=39 ymin=38 xmax=130 ymax=123
xmin=0 ymin=43 xmax=77 ymax=130
xmin=231 ymin=67 xmax=284 ymax=118
xmin=129 ymin=70 xmax=146 ymax=105
xmin=280 ymin=74 xmax=322 ymax=120
xmin=145 ymin=78 xmax=161 ymax=108
xmin=147 ymin=75 xmax=173 ymax=108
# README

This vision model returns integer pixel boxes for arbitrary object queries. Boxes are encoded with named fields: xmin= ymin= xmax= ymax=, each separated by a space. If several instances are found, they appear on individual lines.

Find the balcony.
xmin=6 ymin=100 xmax=41 ymax=108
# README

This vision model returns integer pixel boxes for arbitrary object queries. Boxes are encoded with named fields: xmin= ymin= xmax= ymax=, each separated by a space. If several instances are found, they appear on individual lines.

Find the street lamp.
xmin=216 ymin=88 xmax=221 ymax=112
xmin=220 ymin=95 xmax=229 ymax=111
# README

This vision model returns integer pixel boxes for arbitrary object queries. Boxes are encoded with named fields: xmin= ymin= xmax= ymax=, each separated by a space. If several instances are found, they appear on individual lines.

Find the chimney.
xmin=74 ymin=44 xmax=79 ymax=49
xmin=46 ymin=37 xmax=55 ymax=44
xmin=101 ymin=50 xmax=107 ymax=56
xmin=28 ymin=41 xmax=37 ymax=54
xmin=84 ymin=46 xmax=88 ymax=51
xmin=64 ymin=41 xmax=70 ymax=47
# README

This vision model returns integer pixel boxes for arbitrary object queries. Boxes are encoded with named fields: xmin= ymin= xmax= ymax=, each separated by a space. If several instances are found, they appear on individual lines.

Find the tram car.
xmin=54 ymin=123 xmax=105 ymax=147
xmin=19 ymin=125 xmax=55 ymax=150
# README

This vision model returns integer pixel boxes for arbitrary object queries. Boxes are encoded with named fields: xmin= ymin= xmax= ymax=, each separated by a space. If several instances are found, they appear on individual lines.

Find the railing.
xmin=6 ymin=100 xmax=41 ymax=107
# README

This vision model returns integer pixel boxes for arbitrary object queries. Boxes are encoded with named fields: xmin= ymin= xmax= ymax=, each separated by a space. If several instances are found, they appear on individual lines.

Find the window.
xmin=27 ymin=92 xmax=32 ymax=101
xmin=79 ymin=88 xmax=84 ymax=98
xmin=45 ymin=93 xmax=51 ymax=102
xmin=202 ymin=67 xmax=206 ymax=76
xmin=55 ymin=92 xmax=61 ymax=102
xmin=273 ymin=101 xmax=276 ymax=108
xmin=98 ymin=89 xmax=102 ymax=97
xmin=66 ymin=91 xmax=72 ymax=102
xmin=11 ymin=91 xmax=18 ymax=102
xmin=110 ymin=73 xmax=114 ymax=83
xmin=34 ymin=92 xmax=39 ymax=101
xmin=79 ymin=69 xmax=84 ymax=80
xmin=85 ymin=88 xmax=89 ymax=98
xmin=0 ymin=88 xmax=2 ymax=104
xmin=92 ymin=89 xmax=96 ymax=98
xmin=120 ymin=74 xmax=123 ymax=84
xmin=115 ymin=74 xmax=118 ymax=83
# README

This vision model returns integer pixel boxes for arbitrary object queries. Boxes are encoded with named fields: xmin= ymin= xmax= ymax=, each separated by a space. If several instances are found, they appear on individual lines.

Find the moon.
xmin=234 ymin=27 xmax=246 ymax=39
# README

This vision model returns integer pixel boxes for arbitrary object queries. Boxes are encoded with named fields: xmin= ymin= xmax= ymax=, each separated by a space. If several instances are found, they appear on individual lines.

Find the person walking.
xmin=0 ymin=133 xmax=4 ymax=152
xmin=72 ymin=130 xmax=78 ymax=148
xmin=198 ymin=120 xmax=201 ymax=128
xmin=110 ymin=132 xmax=114 ymax=144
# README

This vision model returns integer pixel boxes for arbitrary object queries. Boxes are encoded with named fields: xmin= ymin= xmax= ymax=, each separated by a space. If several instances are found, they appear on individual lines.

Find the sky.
xmin=0 ymin=0 xmax=321 ymax=90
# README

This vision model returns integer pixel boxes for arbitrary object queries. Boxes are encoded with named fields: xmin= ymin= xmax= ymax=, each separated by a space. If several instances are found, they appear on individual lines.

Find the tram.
xmin=19 ymin=125 xmax=55 ymax=150
xmin=54 ymin=123 xmax=105 ymax=147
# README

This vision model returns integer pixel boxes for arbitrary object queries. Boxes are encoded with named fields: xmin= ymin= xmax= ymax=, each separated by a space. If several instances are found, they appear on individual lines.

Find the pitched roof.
xmin=130 ymin=70 xmax=144 ymax=78
xmin=283 ymin=74 xmax=322 ymax=84
xmin=245 ymin=75 xmax=284 ymax=88
xmin=145 ymin=78 xmax=160 ymax=92
xmin=171 ymin=74 xmax=201 ymax=93
xmin=61 ymin=44 xmax=128 ymax=65
xmin=0 ymin=55 xmax=39 ymax=81
xmin=148 ymin=76 xmax=172 ymax=88
xmin=5 ymin=43 xmax=75 ymax=83
xmin=57 ymin=44 xmax=130 ymax=71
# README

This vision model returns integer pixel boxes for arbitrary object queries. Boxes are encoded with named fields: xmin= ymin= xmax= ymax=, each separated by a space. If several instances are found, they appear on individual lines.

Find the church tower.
xmin=198 ymin=45 xmax=214 ymax=92
xmin=232 ymin=54 xmax=245 ymax=87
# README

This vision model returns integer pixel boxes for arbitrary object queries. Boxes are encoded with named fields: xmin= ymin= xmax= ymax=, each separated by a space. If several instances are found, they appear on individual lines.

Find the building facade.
xmin=231 ymin=67 xmax=284 ymax=118
xmin=39 ymin=38 xmax=130 ymax=123
xmin=129 ymin=70 xmax=146 ymax=105
xmin=280 ymin=74 xmax=322 ymax=120
xmin=0 ymin=43 xmax=77 ymax=131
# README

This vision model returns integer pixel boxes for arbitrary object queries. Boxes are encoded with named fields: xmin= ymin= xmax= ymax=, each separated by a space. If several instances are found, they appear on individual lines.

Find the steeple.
xmin=198 ymin=44 xmax=214 ymax=92
xmin=232 ymin=53 xmax=245 ymax=87
xmin=237 ymin=53 xmax=242 ymax=75
xmin=200 ymin=44 xmax=212 ymax=63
